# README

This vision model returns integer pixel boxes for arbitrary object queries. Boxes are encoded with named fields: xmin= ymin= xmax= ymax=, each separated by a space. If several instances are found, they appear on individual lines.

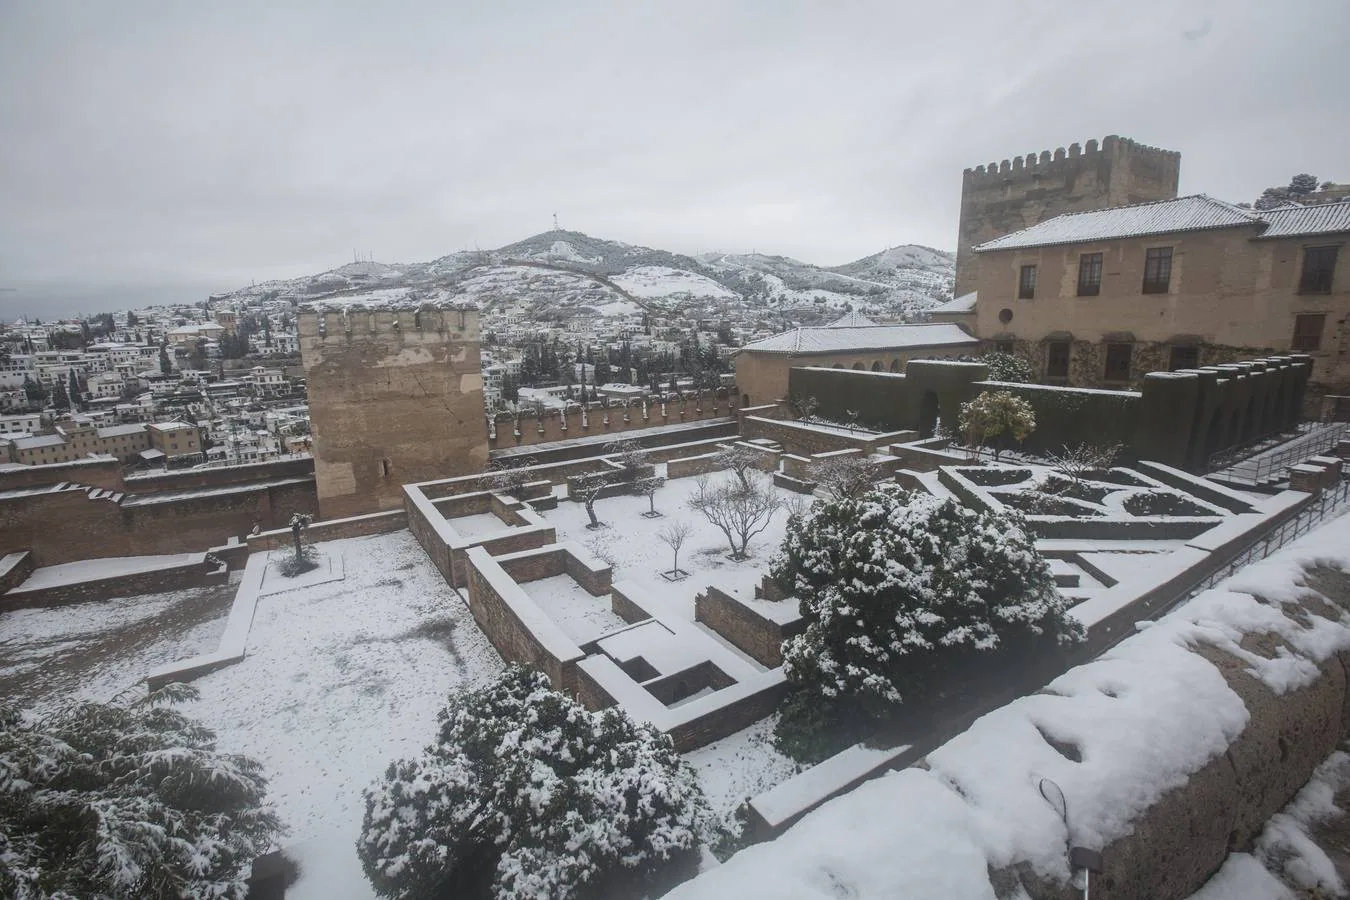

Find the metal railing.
xmin=1177 ymin=473 xmax=1350 ymax=605
xmin=1206 ymin=422 xmax=1347 ymax=486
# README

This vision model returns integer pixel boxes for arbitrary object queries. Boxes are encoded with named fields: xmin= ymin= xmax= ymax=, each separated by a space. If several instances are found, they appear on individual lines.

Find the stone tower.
xmin=299 ymin=304 xmax=488 ymax=519
xmin=954 ymin=135 xmax=1181 ymax=296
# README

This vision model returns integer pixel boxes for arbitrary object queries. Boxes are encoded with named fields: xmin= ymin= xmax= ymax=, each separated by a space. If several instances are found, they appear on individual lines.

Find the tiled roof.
xmin=827 ymin=311 xmax=878 ymax=327
xmin=739 ymin=323 xmax=978 ymax=355
xmin=974 ymin=195 xmax=1262 ymax=252
xmin=928 ymin=291 xmax=978 ymax=314
xmin=974 ymin=194 xmax=1350 ymax=253
xmin=1257 ymin=202 xmax=1350 ymax=239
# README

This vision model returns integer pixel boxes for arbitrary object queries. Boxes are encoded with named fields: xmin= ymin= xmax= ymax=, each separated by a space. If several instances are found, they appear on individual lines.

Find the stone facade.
xmin=974 ymin=224 xmax=1350 ymax=402
xmin=300 ymin=306 xmax=488 ymax=520
xmin=734 ymin=342 xmax=976 ymax=409
xmin=955 ymin=135 xmax=1180 ymax=295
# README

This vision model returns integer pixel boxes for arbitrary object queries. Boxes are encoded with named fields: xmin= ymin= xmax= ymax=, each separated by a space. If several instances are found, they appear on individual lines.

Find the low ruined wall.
xmin=245 ymin=508 xmax=407 ymax=552
xmin=695 ymin=587 xmax=803 ymax=667
xmin=463 ymin=547 xmax=584 ymax=694
xmin=665 ymin=678 xmax=790 ymax=752
xmin=739 ymin=416 xmax=907 ymax=457
xmin=667 ymin=453 xmax=725 ymax=480
xmin=0 ymin=551 xmax=34 ymax=593
xmin=4 ymin=557 xmax=226 ymax=609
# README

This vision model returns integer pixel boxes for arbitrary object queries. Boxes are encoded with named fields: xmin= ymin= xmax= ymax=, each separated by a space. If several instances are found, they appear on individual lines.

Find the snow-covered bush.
xmin=959 ymin=390 xmax=1035 ymax=460
xmin=357 ymin=665 xmax=708 ymax=900
xmin=771 ymin=485 xmax=1082 ymax=761
xmin=982 ymin=350 xmax=1032 ymax=383
xmin=0 ymin=684 xmax=281 ymax=900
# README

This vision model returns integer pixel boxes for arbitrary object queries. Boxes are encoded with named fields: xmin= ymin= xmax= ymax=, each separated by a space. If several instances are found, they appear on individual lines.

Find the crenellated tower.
xmin=954 ymin=135 xmax=1181 ymax=296
xmin=299 ymin=304 xmax=488 ymax=519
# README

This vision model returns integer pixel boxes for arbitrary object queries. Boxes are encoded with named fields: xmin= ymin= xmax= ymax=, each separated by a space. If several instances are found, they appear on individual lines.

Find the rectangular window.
xmin=1169 ymin=344 xmax=1200 ymax=371
xmin=1018 ymin=265 xmax=1037 ymax=300
xmin=1046 ymin=341 xmax=1070 ymax=379
xmin=1077 ymin=253 xmax=1102 ymax=296
xmin=1104 ymin=343 xmax=1133 ymax=382
xmin=1142 ymin=247 xmax=1173 ymax=294
xmin=1292 ymin=313 xmax=1326 ymax=351
xmin=1299 ymin=246 xmax=1338 ymax=294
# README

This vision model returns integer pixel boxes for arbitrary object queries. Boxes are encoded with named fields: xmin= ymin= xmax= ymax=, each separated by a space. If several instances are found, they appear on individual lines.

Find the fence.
xmin=1168 ymin=473 xmax=1350 ymax=614
xmin=1206 ymin=422 xmax=1347 ymax=485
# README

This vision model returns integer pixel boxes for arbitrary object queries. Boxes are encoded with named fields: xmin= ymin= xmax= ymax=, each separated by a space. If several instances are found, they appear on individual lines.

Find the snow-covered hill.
xmin=210 ymin=231 xmax=955 ymax=323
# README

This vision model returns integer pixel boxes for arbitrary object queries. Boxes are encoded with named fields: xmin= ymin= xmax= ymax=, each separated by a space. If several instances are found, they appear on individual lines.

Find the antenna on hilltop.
xmin=553 ymin=213 xmax=560 ymax=231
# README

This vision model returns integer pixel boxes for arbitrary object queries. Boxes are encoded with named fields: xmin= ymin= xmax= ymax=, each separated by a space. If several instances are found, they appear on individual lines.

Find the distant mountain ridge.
xmin=214 ymin=230 xmax=955 ymax=324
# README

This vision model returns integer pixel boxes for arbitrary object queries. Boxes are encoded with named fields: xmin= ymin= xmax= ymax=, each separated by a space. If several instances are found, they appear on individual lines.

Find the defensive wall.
xmin=955 ymin=134 xmax=1180 ymax=295
xmin=787 ymin=355 xmax=1310 ymax=471
xmin=488 ymin=390 xmax=740 ymax=451
xmin=3 ymin=553 xmax=229 ymax=609
xmin=0 ymin=474 xmax=318 ymax=567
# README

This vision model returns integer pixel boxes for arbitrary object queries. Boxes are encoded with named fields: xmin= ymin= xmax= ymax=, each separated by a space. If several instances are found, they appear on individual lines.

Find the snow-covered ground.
xmin=0 ymin=580 xmax=231 ymax=708
xmin=184 ymin=531 xmax=504 ymax=861
xmin=685 ymin=716 xmax=799 ymax=823
xmin=544 ymin=467 xmax=798 ymax=618
xmin=611 ymin=266 xmax=740 ymax=300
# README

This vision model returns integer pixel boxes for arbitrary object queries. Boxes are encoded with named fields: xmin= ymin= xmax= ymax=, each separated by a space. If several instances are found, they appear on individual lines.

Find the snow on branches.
xmin=357 ymin=665 xmax=708 ymax=900
xmin=771 ymin=484 xmax=1082 ymax=730
xmin=0 ymin=683 xmax=281 ymax=900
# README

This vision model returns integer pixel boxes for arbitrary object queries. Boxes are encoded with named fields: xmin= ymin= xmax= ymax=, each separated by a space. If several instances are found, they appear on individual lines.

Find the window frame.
xmin=1077 ymin=253 xmax=1102 ymax=297
xmin=1017 ymin=264 xmax=1037 ymax=300
xmin=1142 ymin=246 xmax=1173 ymax=294
xmin=1103 ymin=342 xmax=1134 ymax=382
xmin=1168 ymin=344 xmax=1200 ymax=371
xmin=1291 ymin=313 xmax=1326 ymax=352
xmin=1298 ymin=245 xmax=1338 ymax=295
xmin=1045 ymin=340 xmax=1071 ymax=379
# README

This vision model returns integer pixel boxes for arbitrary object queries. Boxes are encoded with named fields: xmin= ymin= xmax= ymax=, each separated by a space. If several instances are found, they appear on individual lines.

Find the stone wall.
xmin=0 ymin=476 xmax=319 ymax=567
xmin=739 ymin=416 xmax=912 ymax=458
xmin=124 ymin=457 xmax=315 ymax=495
xmin=0 ymin=456 xmax=124 ymax=492
xmin=694 ymin=586 xmax=803 ymax=667
xmin=300 ymin=307 xmax=488 ymax=520
xmin=245 ymin=508 xmax=407 ymax=552
xmin=735 ymin=342 xmax=976 ymax=409
xmin=490 ymin=393 xmax=738 ymax=450
xmin=4 ymin=555 xmax=226 ymax=609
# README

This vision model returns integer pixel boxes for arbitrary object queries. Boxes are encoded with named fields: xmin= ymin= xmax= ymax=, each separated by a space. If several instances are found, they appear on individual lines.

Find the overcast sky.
xmin=1 ymin=0 xmax=1345 ymax=315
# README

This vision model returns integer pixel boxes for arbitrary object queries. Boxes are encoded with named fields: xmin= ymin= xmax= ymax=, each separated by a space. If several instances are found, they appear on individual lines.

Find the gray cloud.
xmin=0 ymin=0 xmax=1345 ymax=311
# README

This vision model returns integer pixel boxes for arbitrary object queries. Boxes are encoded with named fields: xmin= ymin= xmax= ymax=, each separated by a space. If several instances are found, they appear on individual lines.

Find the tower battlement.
xmin=962 ymin=135 xmax=1181 ymax=182
xmin=953 ymin=134 xmax=1181 ymax=295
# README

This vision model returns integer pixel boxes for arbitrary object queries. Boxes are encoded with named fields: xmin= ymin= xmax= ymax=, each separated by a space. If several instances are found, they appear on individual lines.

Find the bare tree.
xmin=657 ymin=519 xmax=692 ymax=580
xmin=809 ymin=455 xmax=888 ymax=501
xmin=572 ymin=472 xmax=614 ymax=529
xmin=486 ymin=457 xmax=538 ymax=499
xmin=633 ymin=475 xmax=666 ymax=517
xmin=792 ymin=394 xmax=819 ymax=422
xmin=713 ymin=443 xmax=761 ymax=490
xmin=686 ymin=473 xmax=782 ymax=560
xmin=604 ymin=438 xmax=650 ymax=478
xmin=1046 ymin=442 xmax=1121 ymax=485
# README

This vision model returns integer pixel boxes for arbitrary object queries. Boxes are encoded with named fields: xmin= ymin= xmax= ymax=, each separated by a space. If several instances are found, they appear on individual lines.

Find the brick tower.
xmin=299 ymin=304 xmax=488 ymax=519
xmin=954 ymin=135 xmax=1181 ymax=296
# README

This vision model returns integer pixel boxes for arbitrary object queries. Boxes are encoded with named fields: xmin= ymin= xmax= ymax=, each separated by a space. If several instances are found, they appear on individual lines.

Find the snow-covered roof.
xmin=927 ymin=291 xmax=978 ymax=314
xmin=975 ymin=194 xmax=1350 ymax=253
xmin=96 ymin=424 xmax=146 ymax=438
xmin=827 ymin=311 xmax=877 ymax=328
xmin=13 ymin=434 xmax=65 ymax=449
xmin=150 ymin=421 xmax=195 ymax=431
xmin=739 ymin=323 xmax=978 ymax=355
xmin=1257 ymin=202 xmax=1350 ymax=239
xmin=974 ymin=195 xmax=1262 ymax=252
